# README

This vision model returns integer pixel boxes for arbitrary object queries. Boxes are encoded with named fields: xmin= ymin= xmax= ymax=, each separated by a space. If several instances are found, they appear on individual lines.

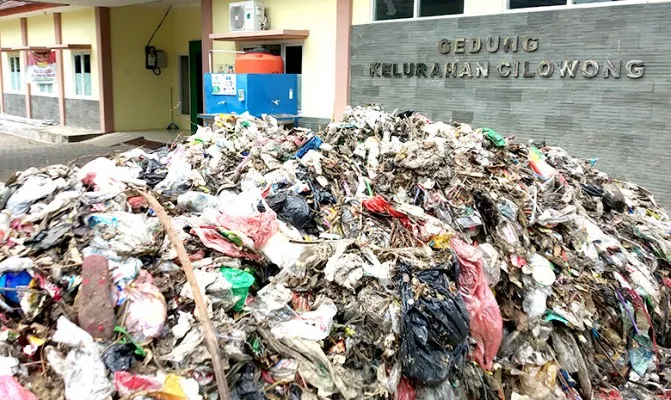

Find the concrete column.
xmin=54 ymin=12 xmax=66 ymax=126
xmin=201 ymin=0 xmax=213 ymax=112
xmin=20 ymin=17 xmax=31 ymax=119
xmin=334 ymin=0 xmax=353 ymax=120
xmin=95 ymin=7 xmax=114 ymax=133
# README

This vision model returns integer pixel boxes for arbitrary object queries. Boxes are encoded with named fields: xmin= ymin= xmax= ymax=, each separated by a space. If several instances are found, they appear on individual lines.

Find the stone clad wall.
xmin=350 ymin=3 xmax=671 ymax=207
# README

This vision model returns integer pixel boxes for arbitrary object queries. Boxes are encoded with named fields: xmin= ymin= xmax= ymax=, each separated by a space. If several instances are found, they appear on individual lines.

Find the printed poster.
xmin=26 ymin=51 xmax=57 ymax=84
xmin=211 ymin=73 xmax=236 ymax=96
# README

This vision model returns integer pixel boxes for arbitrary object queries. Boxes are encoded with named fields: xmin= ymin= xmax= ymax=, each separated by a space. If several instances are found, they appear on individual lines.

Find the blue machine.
xmin=204 ymin=73 xmax=298 ymax=117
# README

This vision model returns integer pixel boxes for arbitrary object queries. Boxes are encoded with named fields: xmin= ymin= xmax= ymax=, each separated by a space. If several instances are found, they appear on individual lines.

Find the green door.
xmin=188 ymin=40 xmax=203 ymax=133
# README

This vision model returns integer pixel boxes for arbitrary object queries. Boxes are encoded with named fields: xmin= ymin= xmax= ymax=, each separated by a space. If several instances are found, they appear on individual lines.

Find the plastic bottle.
xmin=0 ymin=211 xmax=11 ymax=244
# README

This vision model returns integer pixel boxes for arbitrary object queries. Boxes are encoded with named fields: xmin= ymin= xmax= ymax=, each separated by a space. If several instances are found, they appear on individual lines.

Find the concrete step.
xmin=0 ymin=117 xmax=102 ymax=144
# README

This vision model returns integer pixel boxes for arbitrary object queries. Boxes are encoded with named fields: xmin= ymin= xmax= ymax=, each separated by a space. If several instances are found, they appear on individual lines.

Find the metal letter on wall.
xmin=559 ymin=60 xmax=579 ymax=78
xmin=454 ymin=38 xmax=466 ymax=54
xmin=502 ymin=36 xmax=518 ymax=52
xmin=369 ymin=63 xmax=381 ymax=77
xmin=403 ymin=63 xmax=416 ymax=77
xmin=475 ymin=62 xmax=489 ymax=78
xmin=470 ymin=38 xmax=482 ymax=53
xmin=444 ymin=62 xmax=457 ymax=78
xmin=581 ymin=60 xmax=599 ymax=78
xmin=538 ymin=60 xmax=554 ymax=78
xmin=486 ymin=36 xmax=500 ymax=53
xmin=523 ymin=36 xmax=539 ymax=52
xmin=437 ymin=39 xmax=451 ymax=54
xmin=626 ymin=60 xmax=645 ymax=78
xmin=416 ymin=63 xmax=428 ymax=77
xmin=603 ymin=60 xmax=621 ymax=78
xmin=459 ymin=62 xmax=473 ymax=78
xmin=498 ymin=61 xmax=511 ymax=78
xmin=430 ymin=63 xmax=443 ymax=78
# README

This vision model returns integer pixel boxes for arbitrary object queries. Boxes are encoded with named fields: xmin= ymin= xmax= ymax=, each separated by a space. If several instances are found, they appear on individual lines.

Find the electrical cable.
xmin=146 ymin=6 xmax=172 ymax=47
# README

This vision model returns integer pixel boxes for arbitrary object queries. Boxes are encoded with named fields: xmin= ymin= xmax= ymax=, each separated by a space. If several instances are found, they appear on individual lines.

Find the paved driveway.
xmin=0 ymin=133 xmax=124 ymax=182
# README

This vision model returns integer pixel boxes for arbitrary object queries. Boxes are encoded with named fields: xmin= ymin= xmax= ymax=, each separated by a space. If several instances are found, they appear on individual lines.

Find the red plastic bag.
xmin=0 ymin=376 xmax=37 ymax=400
xmin=594 ymin=388 xmax=623 ymax=400
xmin=451 ymin=237 xmax=503 ymax=370
xmin=114 ymin=371 xmax=162 ymax=397
xmin=362 ymin=195 xmax=412 ymax=229
xmin=193 ymin=227 xmax=261 ymax=261
xmin=396 ymin=377 xmax=416 ymax=400
xmin=217 ymin=210 xmax=278 ymax=248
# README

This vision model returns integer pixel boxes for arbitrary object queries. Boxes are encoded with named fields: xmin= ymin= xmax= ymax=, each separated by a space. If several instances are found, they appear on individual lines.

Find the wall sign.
xmin=369 ymin=35 xmax=644 ymax=79
xmin=26 ymin=51 xmax=56 ymax=84
xmin=211 ymin=73 xmax=236 ymax=95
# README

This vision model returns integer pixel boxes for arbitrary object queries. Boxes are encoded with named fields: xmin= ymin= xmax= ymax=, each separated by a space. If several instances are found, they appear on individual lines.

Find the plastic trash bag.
xmin=271 ymin=298 xmax=338 ymax=341
xmin=78 ymin=157 xmax=143 ymax=192
xmin=5 ymin=175 xmax=65 ymax=215
xmin=114 ymin=371 xmax=163 ymax=397
xmin=0 ymin=257 xmax=33 ymax=274
xmin=154 ymin=151 xmax=192 ymax=195
xmin=46 ymin=316 xmax=114 ymax=400
xmin=260 ymin=223 xmax=310 ymax=274
xmin=217 ymin=209 xmax=278 ymax=249
xmin=266 ymin=192 xmax=314 ymax=230
xmin=526 ymin=254 xmax=557 ymax=286
xmin=0 ymin=376 xmax=37 ymax=400
xmin=102 ymin=343 xmax=138 ymax=373
xmin=220 ymin=268 xmax=255 ymax=311
xmin=451 ymin=237 xmax=503 ymax=371
xmin=177 ymin=191 xmax=220 ymax=213
xmin=398 ymin=260 xmax=470 ymax=385
xmin=0 ymin=356 xmax=37 ymax=400
xmin=193 ymin=226 xmax=261 ymax=261
xmin=88 ymin=212 xmax=162 ymax=255
xmin=121 ymin=270 xmax=167 ymax=344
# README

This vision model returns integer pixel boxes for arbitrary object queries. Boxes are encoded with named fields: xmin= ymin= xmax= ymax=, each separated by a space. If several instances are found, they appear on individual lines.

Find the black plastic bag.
xmin=398 ymin=260 xmax=470 ymax=386
xmin=102 ymin=343 xmax=137 ymax=373
xmin=266 ymin=192 xmax=314 ymax=230
xmin=231 ymin=363 xmax=265 ymax=400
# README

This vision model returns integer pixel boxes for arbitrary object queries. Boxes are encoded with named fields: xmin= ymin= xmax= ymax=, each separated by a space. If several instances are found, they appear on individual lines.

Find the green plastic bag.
xmin=481 ymin=128 xmax=506 ymax=148
xmin=220 ymin=268 xmax=255 ymax=311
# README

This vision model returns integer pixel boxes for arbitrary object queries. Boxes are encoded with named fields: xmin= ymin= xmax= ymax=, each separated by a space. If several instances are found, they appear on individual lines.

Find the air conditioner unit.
xmin=229 ymin=1 xmax=264 ymax=32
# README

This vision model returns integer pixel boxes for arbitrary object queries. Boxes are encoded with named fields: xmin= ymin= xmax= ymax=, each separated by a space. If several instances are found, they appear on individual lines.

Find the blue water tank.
xmin=204 ymin=73 xmax=298 ymax=117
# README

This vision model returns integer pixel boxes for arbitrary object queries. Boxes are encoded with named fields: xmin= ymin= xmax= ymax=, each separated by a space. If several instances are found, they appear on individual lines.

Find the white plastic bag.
xmin=5 ymin=175 xmax=64 ymax=215
xmin=88 ymin=212 xmax=162 ymax=255
xmin=47 ymin=317 xmax=114 ymax=400
xmin=121 ymin=270 xmax=167 ymax=344
xmin=271 ymin=299 xmax=337 ymax=341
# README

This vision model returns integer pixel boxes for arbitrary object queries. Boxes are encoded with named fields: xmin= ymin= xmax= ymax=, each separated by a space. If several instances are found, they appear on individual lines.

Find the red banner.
xmin=26 ymin=51 xmax=56 ymax=84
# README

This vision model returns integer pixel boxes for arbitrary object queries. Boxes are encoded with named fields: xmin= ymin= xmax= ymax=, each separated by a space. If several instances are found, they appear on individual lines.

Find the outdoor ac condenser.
xmin=229 ymin=1 xmax=264 ymax=32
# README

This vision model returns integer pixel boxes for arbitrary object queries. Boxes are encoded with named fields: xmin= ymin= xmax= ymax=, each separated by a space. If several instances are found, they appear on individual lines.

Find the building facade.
xmin=349 ymin=0 xmax=671 ymax=207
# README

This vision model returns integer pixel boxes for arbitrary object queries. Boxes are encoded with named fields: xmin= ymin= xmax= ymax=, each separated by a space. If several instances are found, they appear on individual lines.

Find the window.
xmin=374 ymin=0 xmax=463 ymax=21
xmin=8 ymin=55 xmax=21 ymax=92
xmin=509 ymin=0 xmax=625 ymax=9
xmin=73 ymin=53 xmax=91 ymax=96
xmin=37 ymin=83 xmax=53 ymax=94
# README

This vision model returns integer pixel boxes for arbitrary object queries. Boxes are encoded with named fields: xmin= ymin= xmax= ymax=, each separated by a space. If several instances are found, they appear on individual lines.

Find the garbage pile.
xmin=0 ymin=105 xmax=670 ymax=400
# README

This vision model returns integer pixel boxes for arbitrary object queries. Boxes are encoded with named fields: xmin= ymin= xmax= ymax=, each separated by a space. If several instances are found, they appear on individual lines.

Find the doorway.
xmin=188 ymin=40 xmax=203 ymax=133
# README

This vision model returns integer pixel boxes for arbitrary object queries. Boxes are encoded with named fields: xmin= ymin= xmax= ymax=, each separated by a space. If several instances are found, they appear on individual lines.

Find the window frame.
xmin=72 ymin=51 xmax=92 ymax=98
xmin=506 ymin=0 xmax=647 ymax=12
xmin=35 ymin=83 xmax=55 ymax=96
xmin=6 ymin=53 xmax=23 ymax=94
xmin=371 ymin=0 xmax=465 ymax=22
